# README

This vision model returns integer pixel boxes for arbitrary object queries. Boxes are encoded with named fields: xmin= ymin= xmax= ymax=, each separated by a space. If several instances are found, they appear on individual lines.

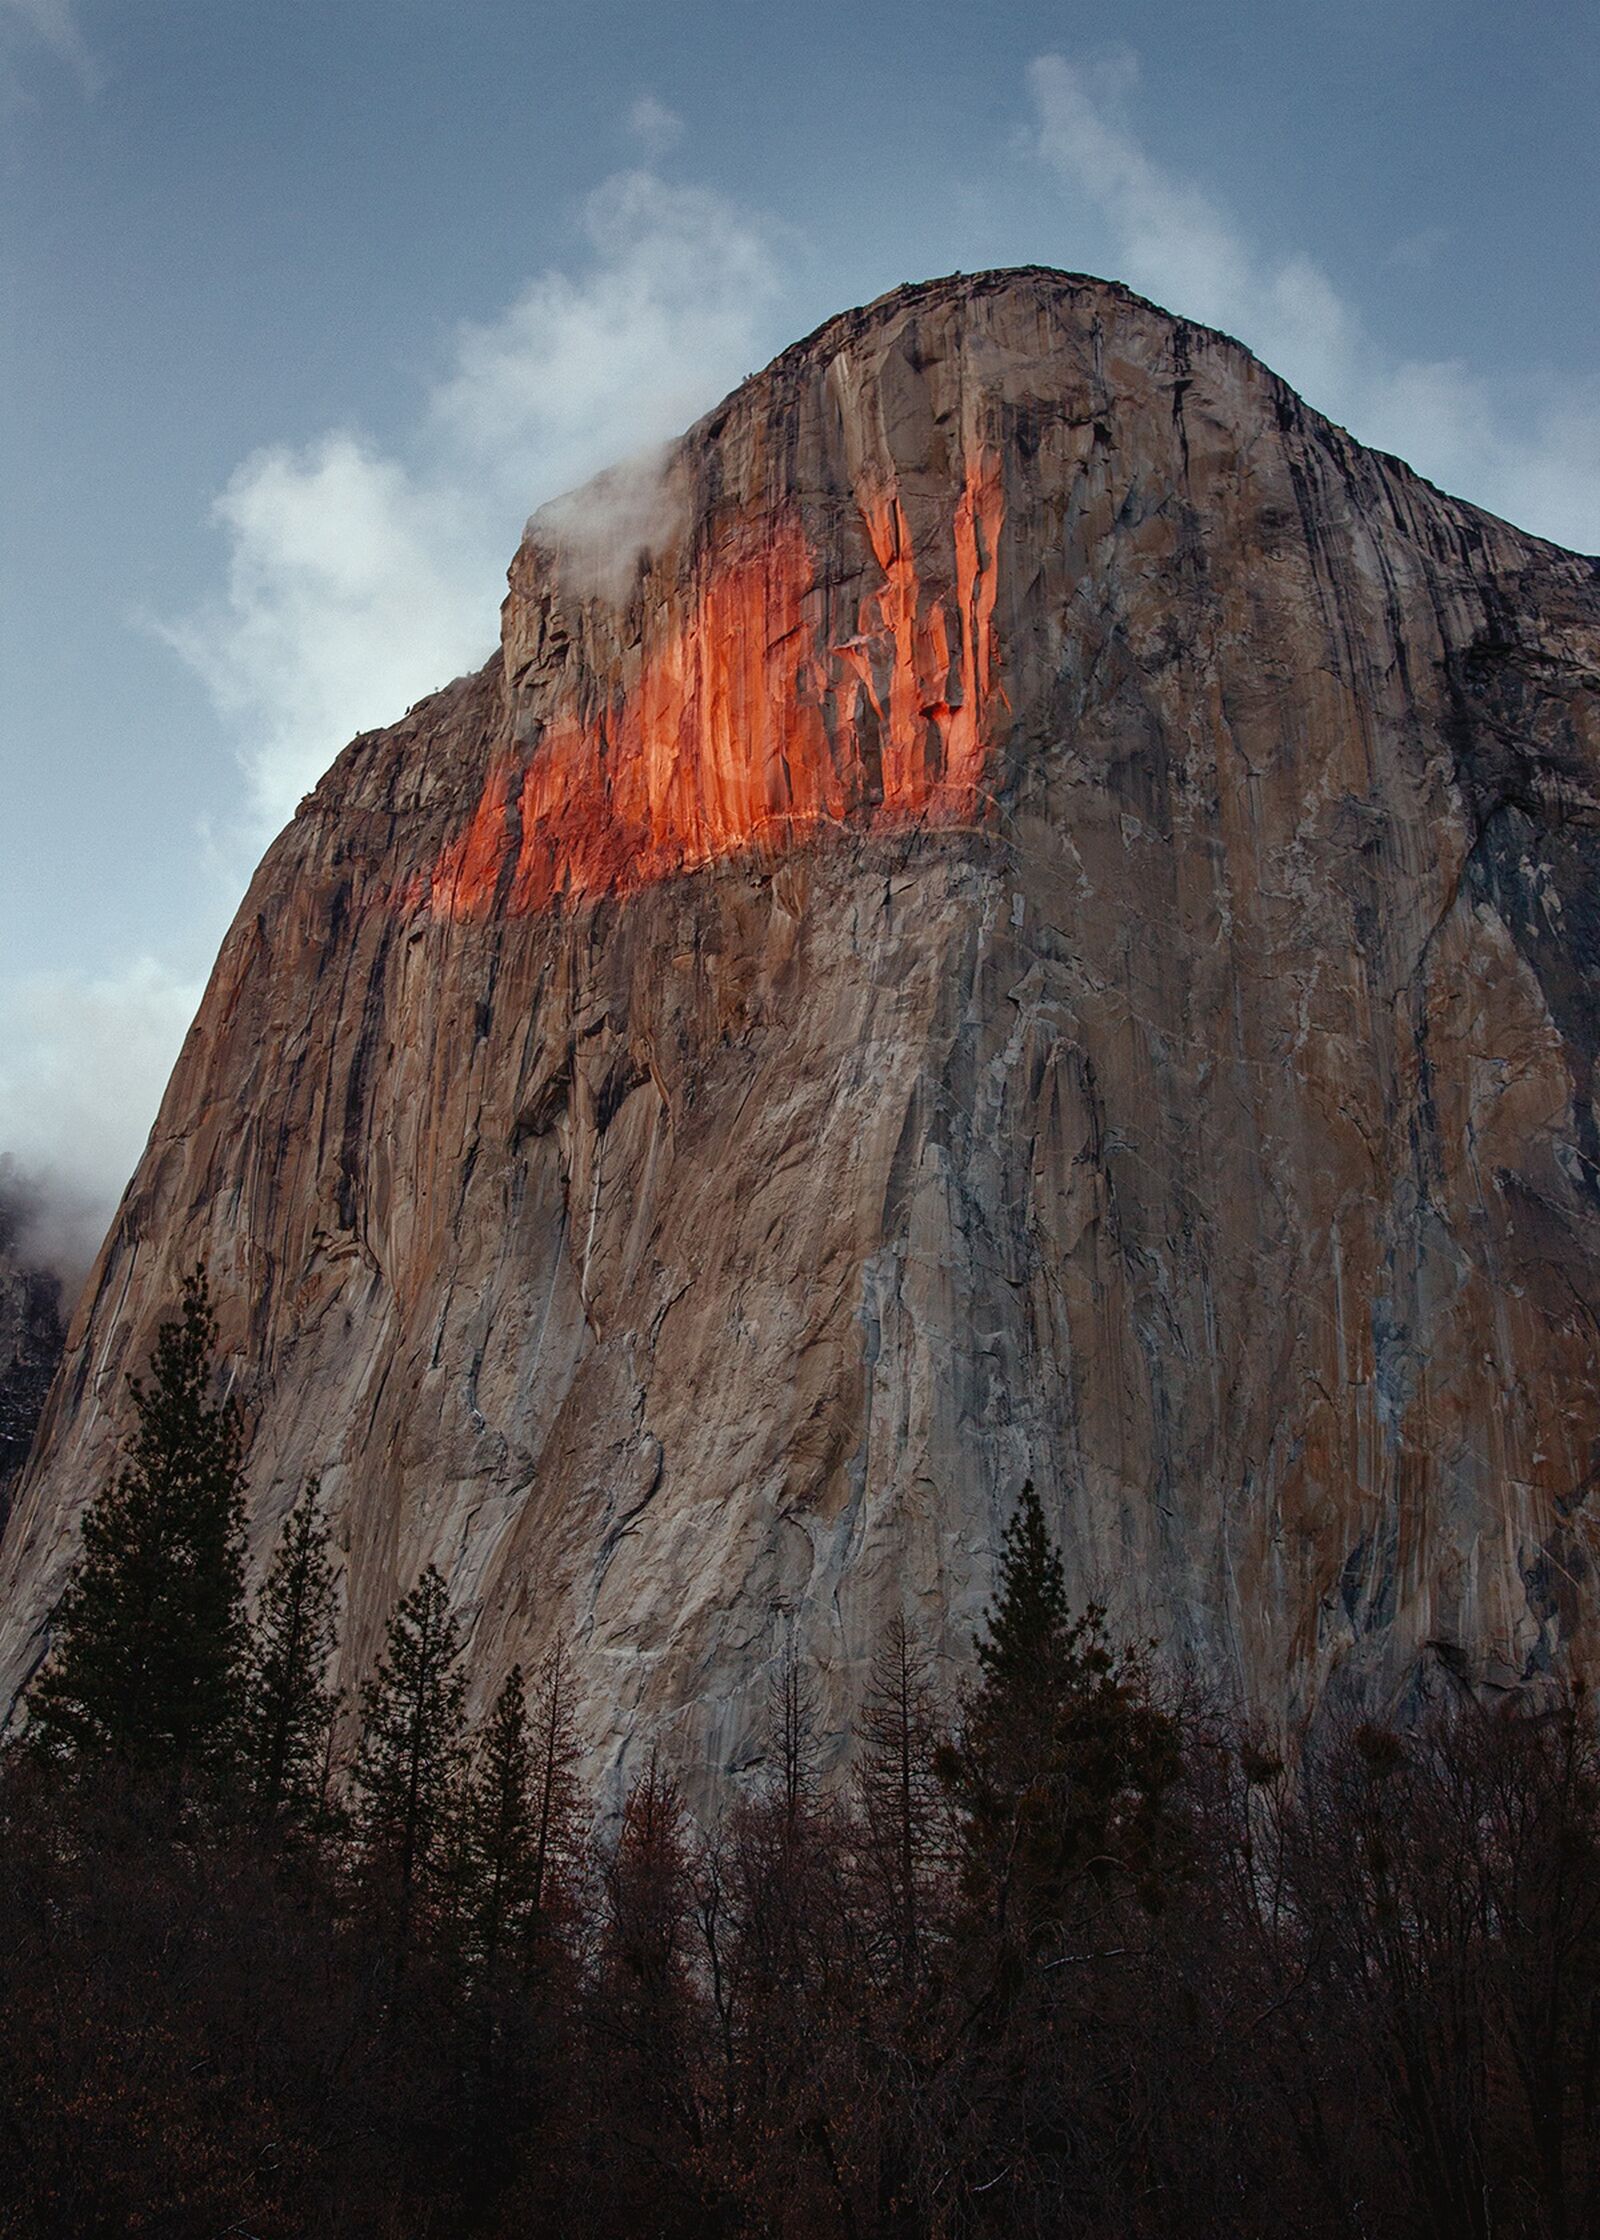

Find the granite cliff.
xmin=5 ymin=269 xmax=1600 ymax=1783
xmin=0 ymin=1171 xmax=65 ymax=1528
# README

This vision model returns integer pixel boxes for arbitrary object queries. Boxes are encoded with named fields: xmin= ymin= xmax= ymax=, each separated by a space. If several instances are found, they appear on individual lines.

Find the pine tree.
xmin=352 ymin=1563 xmax=467 ymax=1943
xmin=461 ymin=1665 xmax=536 ymax=1975
xmin=856 ymin=1613 xmax=944 ymax=1990
xmin=599 ymin=1754 xmax=695 ymax=2028
xmin=939 ymin=1480 xmax=1186 ymax=1955
xmin=241 ymin=1479 xmax=339 ymax=1819
xmin=976 ymin=1480 xmax=1069 ymax=1692
xmin=526 ymin=1639 xmax=585 ymax=1945
xmin=28 ymin=1268 xmax=247 ymax=1777
xmin=768 ymin=1632 xmax=819 ymax=1826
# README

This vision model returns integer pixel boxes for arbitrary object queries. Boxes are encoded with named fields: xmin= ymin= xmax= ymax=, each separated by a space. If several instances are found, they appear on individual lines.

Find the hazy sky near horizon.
xmin=3 ymin=0 xmax=1597 ymax=1276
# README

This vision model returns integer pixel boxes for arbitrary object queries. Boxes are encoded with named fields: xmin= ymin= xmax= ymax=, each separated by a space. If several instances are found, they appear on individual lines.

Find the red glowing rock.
xmin=425 ymin=451 xmax=1005 ymax=921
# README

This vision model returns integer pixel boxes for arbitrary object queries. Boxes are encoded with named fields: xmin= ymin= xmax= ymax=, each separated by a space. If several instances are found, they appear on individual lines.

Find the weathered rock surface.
xmin=6 ymin=268 xmax=1600 ymax=1783
xmin=0 ymin=1195 xmax=64 ymax=1529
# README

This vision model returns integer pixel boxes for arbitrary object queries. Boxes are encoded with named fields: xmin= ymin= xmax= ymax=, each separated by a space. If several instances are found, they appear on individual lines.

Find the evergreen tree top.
xmin=976 ymin=1481 xmax=1070 ymax=1689
xmin=241 ymin=1478 xmax=339 ymax=1820
xmin=352 ymin=1561 xmax=468 ymax=1911
xmin=27 ymin=1265 xmax=247 ymax=1776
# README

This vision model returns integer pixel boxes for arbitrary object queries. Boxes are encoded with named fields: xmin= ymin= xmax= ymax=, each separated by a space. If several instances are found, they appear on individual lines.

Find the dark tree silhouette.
xmin=460 ymin=1665 xmax=537 ymax=1976
xmin=769 ymin=1630 xmax=820 ymax=1827
xmin=241 ymin=1478 xmax=339 ymax=1819
xmin=856 ymin=1612 xmax=945 ymax=1992
xmin=974 ymin=1479 xmax=1069 ymax=1692
xmin=940 ymin=1481 xmax=1186 ymax=1951
xmin=28 ymin=1268 xmax=246 ymax=1778
xmin=526 ymin=1639 xmax=585 ymax=1944
xmin=352 ymin=1563 xmax=466 ymax=1945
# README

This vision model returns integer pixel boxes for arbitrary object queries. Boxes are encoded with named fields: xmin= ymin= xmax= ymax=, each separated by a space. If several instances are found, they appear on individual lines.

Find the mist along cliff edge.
xmin=4 ymin=267 xmax=1599 ymax=1788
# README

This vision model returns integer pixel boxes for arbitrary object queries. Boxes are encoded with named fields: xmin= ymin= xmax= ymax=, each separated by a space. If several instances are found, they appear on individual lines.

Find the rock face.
xmin=0 ymin=1210 xmax=63 ymax=1530
xmin=5 ymin=269 xmax=1600 ymax=1782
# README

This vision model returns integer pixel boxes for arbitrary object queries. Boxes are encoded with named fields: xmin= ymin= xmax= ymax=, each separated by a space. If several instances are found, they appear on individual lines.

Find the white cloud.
xmin=1027 ymin=52 xmax=1600 ymax=555
xmin=626 ymin=94 xmax=684 ymax=160
xmin=434 ymin=171 xmax=778 ymax=492
xmin=0 ymin=0 xmax=99 ymax=90
xmin=162 ymin=437 xmax=490 ymax=836
xmin=0 ymin=958 xmax=202 ymax=1291
xmin=166 ymin=166 xmax=783 ymax=838
xmin=533 ymin=442 xmax=692 ymax=602
xmin=1385 ymin=224 xmax=1452 ymax=274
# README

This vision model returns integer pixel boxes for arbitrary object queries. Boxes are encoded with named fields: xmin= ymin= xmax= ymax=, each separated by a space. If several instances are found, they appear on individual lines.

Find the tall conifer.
xmin=768 ymin=1633 xmax=819 ymax=1825
xmin=857 ymin=1613 xmax=944 ymax=1988
xmin=461 ymin=1665 xmax=535 ymax=1974
xmin=28 ymin=1268 xmax=246 ymax=1776
xmin=352 ymin=1563 xmax=467 ymax=1940
xmin=241 ymin=1479 xmax=339 ymax=1818
xmin=527 ymin=1638 xmax=585 ymax=1943
xmin=939 ymin=1481 xmax=1185 ymax=1951
xmin=976 ymin=1480 xmax=1070 ymax=1690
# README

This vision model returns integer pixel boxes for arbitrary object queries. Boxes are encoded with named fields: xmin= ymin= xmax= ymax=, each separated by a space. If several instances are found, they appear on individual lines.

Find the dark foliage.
xmin=8 ymin=1455 xmax=1600 ymax=2238
xmin=241 ymin=1477 xmax=340 ymax=1820
xmin=27 ymin=1268 xmax=246 ymax=1778
xmin=351 ymin=1563 xmax=467 ymax=1946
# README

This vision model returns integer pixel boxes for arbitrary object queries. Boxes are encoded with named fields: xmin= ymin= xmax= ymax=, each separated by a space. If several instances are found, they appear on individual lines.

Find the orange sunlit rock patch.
xmin=424 ymin=452 xmax=1005 ymax=921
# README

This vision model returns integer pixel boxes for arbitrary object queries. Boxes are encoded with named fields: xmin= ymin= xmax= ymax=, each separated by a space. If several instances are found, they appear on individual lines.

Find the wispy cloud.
xmin=0 ymin=958 xmax=203 ymax=1293
xmin=165 ymin=163 xmax=783 ymax=839
xmin=1027 ymin=51 xmax=1600 ymax=554
xmin=626 ymin=94 xmax=685 ymax=160
xmin=1384 ymin=224 xmax=1453 ymax=274
xmin=161 ymin=441 xmax=489 ymax=841
xmin=432 ymin=170 xmax=778 ymax=495
xmin=0 ymin=0 xmax=100 ymax=91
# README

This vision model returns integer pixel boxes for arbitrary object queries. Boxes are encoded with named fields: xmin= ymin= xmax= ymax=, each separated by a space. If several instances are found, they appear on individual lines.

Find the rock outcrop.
xmin=0 ymin=1197 xmax=63 ymax=1529
xmin=5 ymin=269 xmax=1600 ymax=1783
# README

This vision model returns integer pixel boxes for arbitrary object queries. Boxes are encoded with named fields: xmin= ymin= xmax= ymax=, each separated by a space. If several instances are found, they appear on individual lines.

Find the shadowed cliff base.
xmin=11 ymin=1409 xmax=1600 ymax=2240
xmin=0 ymin=1169 xmax=64 ymax=1528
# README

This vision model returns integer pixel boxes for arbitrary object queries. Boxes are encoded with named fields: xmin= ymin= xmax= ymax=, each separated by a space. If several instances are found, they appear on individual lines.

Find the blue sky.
xmin=3 ymin=0 xmax=1597 ymax=1272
